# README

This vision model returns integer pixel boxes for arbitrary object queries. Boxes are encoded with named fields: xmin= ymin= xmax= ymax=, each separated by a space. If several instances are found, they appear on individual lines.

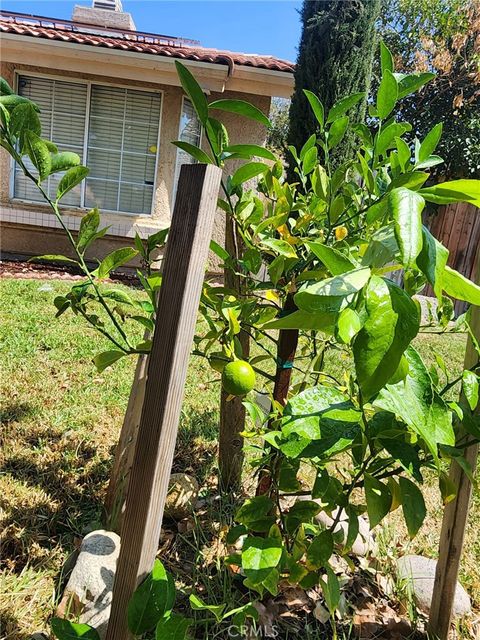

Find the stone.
xmin=164 ymin=473 xmax=199 ymax=520
xmin=56 ymin=530 xmax=120 ymax=638
xmin=396 ymin=554 xmax=471 ymax=618
xmin=315 ymin=506 xmax=378 ymax=557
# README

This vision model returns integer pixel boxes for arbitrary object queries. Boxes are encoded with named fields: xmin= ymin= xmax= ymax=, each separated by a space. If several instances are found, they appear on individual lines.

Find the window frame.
xmin=10 ymin=70 xmax=164 ymax=218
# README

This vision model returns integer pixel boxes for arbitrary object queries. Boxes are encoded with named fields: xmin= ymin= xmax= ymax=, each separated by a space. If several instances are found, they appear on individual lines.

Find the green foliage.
xmin=3 ymin=43 xmax=480 ymax=628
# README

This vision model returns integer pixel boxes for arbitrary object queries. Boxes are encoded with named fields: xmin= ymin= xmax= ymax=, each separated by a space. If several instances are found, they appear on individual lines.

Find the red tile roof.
xmin=0 ymin=11 xmax=295 ymax=74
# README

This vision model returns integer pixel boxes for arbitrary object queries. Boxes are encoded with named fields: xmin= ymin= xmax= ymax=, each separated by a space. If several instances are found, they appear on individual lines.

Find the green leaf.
xmin=462 ymin=371 xmax=479 ymax=411
xmin=380 ymin=41 xmax=394 ymax=74
xmin=56 ymin=166 xmax=89 ymax=201
xmin=147 ymin=227 xmax=169 ymax=252
xmin=326 ymin=92 xmax=365 ymax=123
xmin=0 ymin=77 xmax=13 ymax=96
xmin=10 ymin=102 xmax=41 ymax=144
xmin=353 ymin=277 xmax=420 ymax=400
xmin=30 ymin=254 xmax=78 ymax=265
xmin=51 ymin=618 xmax=100 ymax=640
xmin=295 ymin=268 xmax=371 ymax=314
xmin=175 ymin=61 xmax=208 ymax=124
xmin=417 ymin=226 xmax=449 ymax=300
xmin=419 ymin=179 xmax=480 ymax=206
xmin=395 ymin=137 xmax=411 ymax=171
xmin=263 ymin=309 xmax=337 ymax=334
xmin=77 ymin=208 xmax=100 ymax=254
xmin=328 ymin=116 xmax=349 ymax=149
xmin=236 ymin=496 xmax=276 ymax=532
xmin=399 ymin=477 xmax=426 ymax=538
xmin=377 ymin=69 xmax=398 ymax=119
xmin=375 ymin=347 xmax=455 ymax=462
xmin=189 ymin=594 xmax=225 ymax=622
xmin=394 ymin=72 xmax=435 ymax=99
xmin=224 ymin=143 xmax=276 ymax=161
xmin=443 ymin=266 xmax=480 ymax=305
xmin=361 ymin=224 xmax=399 ymax=269
xmin=93 ymin=350 xmax=126 ymax=372
xmin=102 ymin=288 xmax=136 ymax=306
xmin=97 ymin=247 xmax=138 ymax=279
xmin=242 ymin=536 xmax=283 ymax=585
xmin=306 ymin=241 xmax=356 ymax=275
xmin=155 ymin=614 xmax=193 ymax=640
xmin=128 ymin=559 xmax=176 ymax=634
xmin=364 ymin=474 xmax=392 ymax=528
xmin=376 ymin=123 xmax=411 ymax=157
xmin=208 ymin=98 xmax=270 ymax=128
xmin=23 ymin=130 xmax=51 ymax=181
xmin=306 ymin=530 xmax=334 ymax=570
xmin=389 ymin=171 xmax=429 ymax=191
xmin=415 ymin=155 xmax=444 ymax=170
xmin=0 ymin=94 xmax=35 ymax=109
xmin=285 ymin=500 xmax=322 ymax=533
xmin=210 ymin=239 xmax=230 ymax=261
xmin=319 ymin=566 xmax=341 ymax=615
xmin=303 ymin=90 xmax=324 ymax=129
xmin=50 ymin=152 xmax=81 ymax=174
xmin=302 ymin=146 xmax=318 ymax=175
xmin=281 ymin=385 xmax=361 ymax=457
xmin=172 ymin=140 xmax=212 ymax=164
xmin=389 ymin=187 xmax=425 ymax=268
xmin=337 ymin=307 xmax=362 ymax=344
xmin=260 ymin=238 xmax=297 ymax=259
xmin=231 ymin=162 xmax=268 ymax=187
xmin=418 ymin=123 xmax=443 ymax=163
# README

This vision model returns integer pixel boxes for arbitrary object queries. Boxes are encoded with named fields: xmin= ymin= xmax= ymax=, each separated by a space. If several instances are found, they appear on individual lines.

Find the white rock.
xmin=396 ymin=555 xmax=471 ymax=618
xmin=315 ymin=507 xmax=377 ymax=557
xmin=57 ymin=530 xmax=120 ymax=638
xmin=164 ymin=473 xmax=199 ymax=520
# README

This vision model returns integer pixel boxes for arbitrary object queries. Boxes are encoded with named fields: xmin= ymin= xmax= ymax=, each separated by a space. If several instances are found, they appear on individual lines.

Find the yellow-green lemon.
xmin=222 ymin=360 xmax=256 ymax=396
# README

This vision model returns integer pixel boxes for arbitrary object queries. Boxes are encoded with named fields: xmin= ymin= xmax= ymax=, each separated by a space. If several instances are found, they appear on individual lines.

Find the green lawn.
xmin=0 ymin=277 xmax=477 ymax=638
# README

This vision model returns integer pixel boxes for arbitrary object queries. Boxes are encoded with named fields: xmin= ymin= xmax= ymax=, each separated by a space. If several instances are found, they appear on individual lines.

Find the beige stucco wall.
xmin=0 ymin=59 xmax=271 ymax=268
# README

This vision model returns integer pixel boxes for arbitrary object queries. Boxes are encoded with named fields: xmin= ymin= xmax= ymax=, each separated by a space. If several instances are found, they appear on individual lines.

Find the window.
xmin=14 ymin=75 xmax=161 ymax=215
xmin=174 ymin=98 xmax=202 ymax=190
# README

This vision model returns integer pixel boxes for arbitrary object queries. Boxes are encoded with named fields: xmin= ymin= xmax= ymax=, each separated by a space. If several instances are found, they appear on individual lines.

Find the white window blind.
xmin=14 ymin=76 xmax=87 ymax=207
xmin=14 ymin=76 xmax=161 ymax=215
xmin=174 ymin=98 xmax=202 ymax=190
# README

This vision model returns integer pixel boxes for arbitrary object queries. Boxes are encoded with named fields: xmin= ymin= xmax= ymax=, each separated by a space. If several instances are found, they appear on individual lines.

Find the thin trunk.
xmin=218 ymin=215 xmax=249 ymax=490
xmin=257 ymin=293 xmax=299 ymax=495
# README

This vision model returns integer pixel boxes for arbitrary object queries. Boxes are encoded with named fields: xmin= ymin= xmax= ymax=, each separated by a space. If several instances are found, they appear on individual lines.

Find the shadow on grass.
xmin=0 ymin=402 xmax=37 ymax=425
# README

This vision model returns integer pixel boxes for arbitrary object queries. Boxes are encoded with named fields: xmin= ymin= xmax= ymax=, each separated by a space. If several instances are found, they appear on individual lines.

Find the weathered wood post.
xmin=428 ymin=250 xmax=480 ymax=638
xmin=105 ymin=163 xmax=222 ymax=640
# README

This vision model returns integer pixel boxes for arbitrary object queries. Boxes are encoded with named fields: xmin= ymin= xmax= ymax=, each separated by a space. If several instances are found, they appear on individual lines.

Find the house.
xmin=0 ymin=1 xmax=294 ymax=261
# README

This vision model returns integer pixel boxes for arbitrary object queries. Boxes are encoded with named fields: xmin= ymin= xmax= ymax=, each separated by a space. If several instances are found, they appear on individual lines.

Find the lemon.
xmin=335 ymin=225 xmax=348 ymax=241
xmin=222 ymin=360 xmax=256 ymax=396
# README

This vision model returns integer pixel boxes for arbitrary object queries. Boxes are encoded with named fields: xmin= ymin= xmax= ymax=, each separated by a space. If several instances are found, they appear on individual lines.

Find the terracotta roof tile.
xmin=0 ymin=11 xmax=295 ymax=73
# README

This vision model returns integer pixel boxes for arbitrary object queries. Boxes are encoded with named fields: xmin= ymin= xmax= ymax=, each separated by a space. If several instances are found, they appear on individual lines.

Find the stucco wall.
xmin=0 ymin=60 xmax=271 ymax=268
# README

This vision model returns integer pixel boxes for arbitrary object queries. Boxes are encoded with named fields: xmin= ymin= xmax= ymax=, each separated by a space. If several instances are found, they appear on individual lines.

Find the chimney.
xmin=72 ymin=0 xmax=136 ymax=31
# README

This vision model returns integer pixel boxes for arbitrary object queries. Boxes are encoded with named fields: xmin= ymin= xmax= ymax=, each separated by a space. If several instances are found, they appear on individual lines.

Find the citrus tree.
xmin=2 ymin=41 xmax=480 ymax=633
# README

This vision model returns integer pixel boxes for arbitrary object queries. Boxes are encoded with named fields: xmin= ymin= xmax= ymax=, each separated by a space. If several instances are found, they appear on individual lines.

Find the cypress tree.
xmin=288 ymin=0 xmax=380 ymax=172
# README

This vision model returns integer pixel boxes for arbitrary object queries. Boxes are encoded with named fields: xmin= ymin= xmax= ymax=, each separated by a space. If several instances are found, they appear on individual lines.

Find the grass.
xmin=0 ymin=276 xmax=478 ymax=638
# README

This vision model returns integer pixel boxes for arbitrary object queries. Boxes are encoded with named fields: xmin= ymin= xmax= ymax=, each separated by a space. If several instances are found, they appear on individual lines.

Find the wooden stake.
xmin=428 ymin=249 xmax=480 ymax=638
xmin=105 ymin=164 xmax=222 ymax=639
xmin=104 ymin=353 xmax=148 ymax=532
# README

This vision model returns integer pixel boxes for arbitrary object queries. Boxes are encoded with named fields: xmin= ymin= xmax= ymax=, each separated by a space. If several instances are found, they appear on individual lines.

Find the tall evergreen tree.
xmin=288 ymin=0 xmax=380 ymax=173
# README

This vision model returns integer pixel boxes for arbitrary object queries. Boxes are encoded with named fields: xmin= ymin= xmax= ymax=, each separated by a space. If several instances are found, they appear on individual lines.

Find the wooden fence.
xmin=424 ymin=201 xmax=480 ymax=315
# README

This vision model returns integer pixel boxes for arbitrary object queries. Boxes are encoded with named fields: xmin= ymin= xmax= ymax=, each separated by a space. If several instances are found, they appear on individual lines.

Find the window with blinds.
xmin=14 ymin=76 xmax=161 ymax=215
xmin=174 ymin=98 xmax=202 ymax=190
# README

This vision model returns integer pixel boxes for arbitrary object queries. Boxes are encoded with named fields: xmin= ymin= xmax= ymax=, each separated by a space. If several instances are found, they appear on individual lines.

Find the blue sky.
xmin=1 ymin=1 xmax=303 ymax=61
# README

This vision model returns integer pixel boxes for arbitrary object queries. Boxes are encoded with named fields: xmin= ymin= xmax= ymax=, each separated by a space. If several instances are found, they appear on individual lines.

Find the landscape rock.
xmin=315 ymin=506 xmax=378 ymax=557
xmin=56 ymin=530 xmax=120 ymax=638
xmin=164 ymin=473 xmax=199 ymax=520
xmin=396 ymin=554 xmax=471 ymax=618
